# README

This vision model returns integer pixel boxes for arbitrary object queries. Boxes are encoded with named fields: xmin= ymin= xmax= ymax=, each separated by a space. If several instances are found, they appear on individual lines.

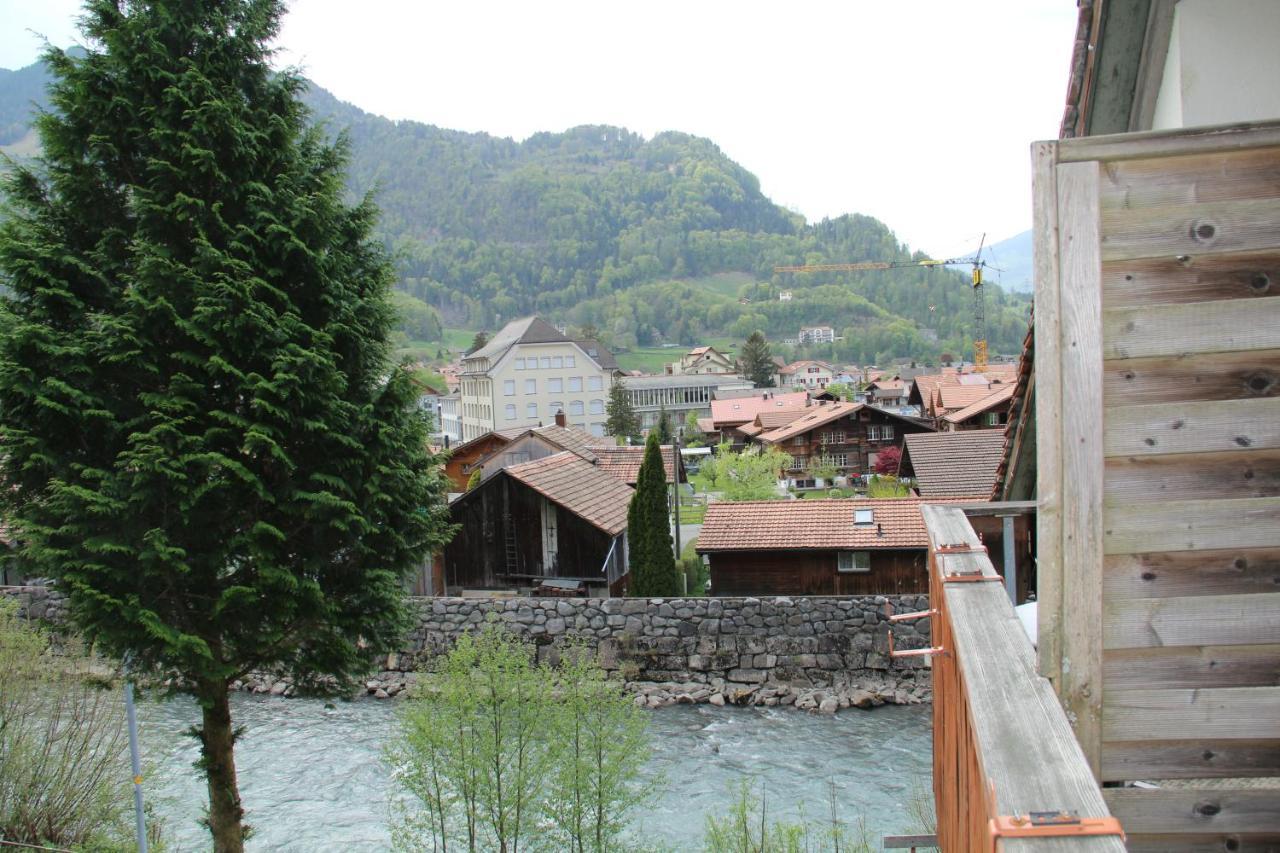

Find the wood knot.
xmin=1245 ymin=372 xmax=1275 ymax=395
xmin=1194 ymin=800 xmax=1221 ymax=817
xmin=1190 ymin=222 xmax=1216 ymax=241
xmin=1251 ymin=273 xmax=1271 ymax=292
xmin=1140 ymin=571 xmax=1156 ymax=581
xmin=1144 ymin=437 xmax=1157 ymax=446
xmin=1234 ymin=436 xmax=1253 ymax=447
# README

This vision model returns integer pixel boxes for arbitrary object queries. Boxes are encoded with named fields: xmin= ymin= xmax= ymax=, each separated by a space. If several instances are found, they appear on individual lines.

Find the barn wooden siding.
xmin=1035 ymin=121 xmax=1280 ymax=850
xmin=708 ymin=549 xmax=927 ymax=597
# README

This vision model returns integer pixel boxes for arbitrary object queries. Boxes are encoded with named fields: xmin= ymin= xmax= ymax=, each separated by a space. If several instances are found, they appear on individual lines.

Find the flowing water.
xmin=139 ymin=694 xmax=932 ymax=851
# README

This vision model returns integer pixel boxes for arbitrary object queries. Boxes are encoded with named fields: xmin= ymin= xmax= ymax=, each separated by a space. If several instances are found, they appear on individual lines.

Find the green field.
xmin=614 ymin=336 xmax=739 ymax=375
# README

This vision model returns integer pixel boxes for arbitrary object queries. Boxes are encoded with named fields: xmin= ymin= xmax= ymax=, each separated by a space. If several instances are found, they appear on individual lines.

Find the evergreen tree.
xmin=683 ymin=410 xmax=706 ymax=446
xmin=740 ymin=331 xmax=776 ymax=388
xmin=0 ymin=3 xmax=452 ymax=849
xmin=605 ymin=379 xmax=641 ymax=443
xmin=469 ymin=330 xmax=489 ymax=353
xmin=654 ymin=408 xmax=673 ymax=444
xmin=626 ymin=432 xmax=680 ymax=596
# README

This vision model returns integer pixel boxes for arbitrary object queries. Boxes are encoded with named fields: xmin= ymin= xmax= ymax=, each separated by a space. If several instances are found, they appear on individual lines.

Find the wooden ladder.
xmin=504 ymin=523 xmax=518 ymax=574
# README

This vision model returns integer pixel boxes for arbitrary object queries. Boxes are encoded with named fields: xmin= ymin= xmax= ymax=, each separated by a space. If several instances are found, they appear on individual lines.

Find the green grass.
xmin=442 ymin=327 xmax=478 ymax=353
xmin=614 ymin=335 xmax=739 ymax=375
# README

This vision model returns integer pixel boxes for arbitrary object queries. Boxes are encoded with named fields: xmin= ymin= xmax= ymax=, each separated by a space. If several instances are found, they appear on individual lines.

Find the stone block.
xmin=727 ymin=668 xmax=766 ymax=683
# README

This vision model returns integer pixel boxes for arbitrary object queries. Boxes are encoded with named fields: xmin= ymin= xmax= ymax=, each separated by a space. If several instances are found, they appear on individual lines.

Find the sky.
xmin=0 ymin=0 xmax=1079 ymax=258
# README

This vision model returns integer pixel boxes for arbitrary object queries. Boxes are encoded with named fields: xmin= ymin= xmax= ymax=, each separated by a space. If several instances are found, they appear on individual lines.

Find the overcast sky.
xmin=1 ymin=0 xmax=1078 ymax=258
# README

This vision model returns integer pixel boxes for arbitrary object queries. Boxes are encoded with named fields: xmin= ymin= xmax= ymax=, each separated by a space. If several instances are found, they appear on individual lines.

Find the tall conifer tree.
xmin=626 ymin=432 xmax=680 ymax=596
xmin=0 ymin=2 xmax=452 ymax=849
xmin=740 ymin=331 xmax=776 ymax=388
xmin=605 ymin=378 xmax=641 ymax=443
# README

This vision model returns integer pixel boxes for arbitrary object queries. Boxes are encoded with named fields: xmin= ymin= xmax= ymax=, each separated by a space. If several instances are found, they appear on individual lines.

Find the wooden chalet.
xmin=753 ymin=401 xmax=933 ymax=488
xmin=592 ymin=445 xmax=684 ymax=485
xmin=445 ymin=415 xmax=610 ymax=491
xmin=707 ymin=390 xmax=809 ymax=447
xmin=443 ymin=451 xmax=632 ymax=596
xmin=697 ymin=498 xmax=949 ymax=596
xmin=939 ymin=382 xmax=1015 ymax=431
xmin=900 ymin=430 xmax=1008 ymax=499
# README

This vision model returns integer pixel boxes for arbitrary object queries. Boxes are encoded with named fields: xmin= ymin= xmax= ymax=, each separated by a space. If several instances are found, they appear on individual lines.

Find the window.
xmin=882 ymin=425 xmax=894 ymax=441
xmin=526 ymin=403 xmax=538 ymax=419
xmin=986 ymin=412 xmax=1006 ymax=426
xmin=569 ymin=400 xmax=584 ymax=416
xmin=566 ymin=355 xmax=575 ymax=368
xmin=589 ymin=423 xmax=605 ymax=436
xmin=854 ymin=509 xmax=874 ymax=525
xmin=548 ymin=378 xmax=563 ymax=393
xmin=549 ymin=401 xmax=564 ymax=416
xmin=838 ymin=551 xmax=871 ymax=573
xmin=588 ymin=399 xmax=604 ymax=415
xmin=504 ymin=404 xmax=516 ymax=420
xmin=540 ymin=357 xmax=552 ymax=369
xmin=821 ymin=431 xmax=845 ymax=444
xmin=503 ymin=380 xmax=515 ymax=396
xmin=587 ymin=375 xmax=603 ymax=392
xmin=515 ymin=358 xmax=525 ymax=370
xmin=568 ymin=376 xmax=583 ymax=392
xmin=792 ymin=436 xmax=806 ymax=446
xmin=552 ymin=356 xmax=563 ymax=368
xmin=869 ymin=424 xmax=893 ymax=441
xmin=524 ymin=379 xmax=537 ymax=395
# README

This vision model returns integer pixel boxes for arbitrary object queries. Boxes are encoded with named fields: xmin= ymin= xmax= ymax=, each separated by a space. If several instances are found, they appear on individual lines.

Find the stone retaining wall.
xmin=2 ymin=585 xmax=934 ymax=711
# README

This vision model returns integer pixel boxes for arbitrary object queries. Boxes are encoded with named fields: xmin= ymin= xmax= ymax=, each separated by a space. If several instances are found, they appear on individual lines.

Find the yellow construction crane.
xmin=775 ymin=235 xmax=995 ymax=371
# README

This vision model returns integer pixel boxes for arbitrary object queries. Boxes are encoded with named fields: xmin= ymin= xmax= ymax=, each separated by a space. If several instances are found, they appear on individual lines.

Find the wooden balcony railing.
xmin=917 ymin=504 xmax=1126 ymax=852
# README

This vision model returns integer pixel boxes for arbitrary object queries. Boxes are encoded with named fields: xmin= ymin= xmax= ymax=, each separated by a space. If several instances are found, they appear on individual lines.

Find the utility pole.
xmin=123 ymin=653 xmax=148 ymax=853
xmin=671 ymin=433 xmax=684 ymax=594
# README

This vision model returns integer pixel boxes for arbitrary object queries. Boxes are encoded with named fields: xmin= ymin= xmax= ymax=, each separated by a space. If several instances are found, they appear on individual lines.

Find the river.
xmin=139 ymin=694 xmax=932 ymax=851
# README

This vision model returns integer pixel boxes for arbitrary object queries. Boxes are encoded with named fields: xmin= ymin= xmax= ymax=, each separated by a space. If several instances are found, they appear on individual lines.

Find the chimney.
xmin=555 ymin=409 xmax=567 ymax=428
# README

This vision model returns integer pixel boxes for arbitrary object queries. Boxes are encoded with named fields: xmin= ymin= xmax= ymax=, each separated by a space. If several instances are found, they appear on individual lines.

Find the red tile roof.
xmin=757 ymin=402 xmax=862 ymax=444
xmin=901 ymin=430 xmax=1008 ymax=498
xmin=696 ymin=497 xmax=968 ymax=552
xmin=593 ymin=445 xmax=678 ymax=484
xmin=754 ymin=406 xmax=810 ymax=429
xmin=942 ymin=383 xmax=1016 ymax=425
xmin=937 ymin=384 xmax=1004 ymax=412
xmin=710 ymin=391 xmax=810 ymax=427
xmin=503 ymin=452 xmax=634 ymax=536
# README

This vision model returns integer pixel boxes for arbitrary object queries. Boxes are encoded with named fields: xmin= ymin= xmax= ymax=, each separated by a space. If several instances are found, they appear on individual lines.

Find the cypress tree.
xmin=627 ymin=432 xmax=680 ymax=596
xmin=654 ymin=407 xmax=672 ymax=444
xmin=0 ymin=2 xmax=452 ymax=849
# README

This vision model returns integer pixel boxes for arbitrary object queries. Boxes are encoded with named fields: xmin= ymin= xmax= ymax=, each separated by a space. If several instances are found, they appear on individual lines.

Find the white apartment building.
xmin=459 ymin=317 xmax=618 ymax=441
xmin=798 ymin=325 xmax=836 ymax=344
xmin=438 ymin=394 xmax=462 ymax=447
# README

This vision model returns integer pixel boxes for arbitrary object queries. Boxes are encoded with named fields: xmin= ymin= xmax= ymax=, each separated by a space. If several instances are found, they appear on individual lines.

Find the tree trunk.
xmin=199 ymin=682 xmax=245 ymax=852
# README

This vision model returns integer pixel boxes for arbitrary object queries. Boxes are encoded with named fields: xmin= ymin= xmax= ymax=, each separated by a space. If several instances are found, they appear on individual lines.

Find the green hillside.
xmin=0 ymin=53 xmax=1031 ymax=363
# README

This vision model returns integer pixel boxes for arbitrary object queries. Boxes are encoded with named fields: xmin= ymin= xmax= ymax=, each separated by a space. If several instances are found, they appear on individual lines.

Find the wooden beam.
xmin=1102 ymin=196 xmax=1280 ymax=262
xmin=1104 ymin=644 xmax=1280 ymax=690
xmin=1104 ymin=496 xmax=1280 ymax=555
xmin=1057 ymin=158 xmax=1106 ymax=777
xmin=922 ymin=505 xmax=1123 ymax=853
xmin=1104 ymin=450 xmax=1280 ymax=504
xmin=1103 ymin=546 xmax=1280 ymax=600
xmin=1103 ymin=296 xmax=1280 ymax=360
xmin=1104 ymin=787 xmax=1280 ymax=835
xmin=1101 ymin=738 xmax=1280 ymax=780
xmin=1102 ymin=250 xmax=1280 ymax=308
xmin=1103 ymin=685 xmax=1280 ymax=741
xmin=1057 ymin=119 xmax=1280 ymax=164
xmin=1104 ymin=593 xmax=1280 ymax=650
xmin=1033 ymin=139 xmax=1065 ymax=686
xmin=1104 ymin=398 xmax=1280 ymax=457
xmin=1099 ymin=146 xmax=1280 ymax=211
xmin=1122 ymin=833 xmax=1280 ymax=852
xmin=1103 ymin=348 xmax=1280 ymax=406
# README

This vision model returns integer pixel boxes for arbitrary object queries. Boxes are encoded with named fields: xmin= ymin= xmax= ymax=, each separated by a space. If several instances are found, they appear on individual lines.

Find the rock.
xmin=818 ymin=697 xmax=839 ymax=714
xmin=708 ymin=692 xmax=726 ymax=706
xmin=270 ymin=682 xmax=288 ymax=696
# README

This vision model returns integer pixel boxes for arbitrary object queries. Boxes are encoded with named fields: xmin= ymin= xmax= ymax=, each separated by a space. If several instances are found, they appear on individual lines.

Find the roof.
xmin=573 ymin=339 xmax=618 ymax=371
xmin=869 ymin=378 xmax=905 ymax=391
xmin=993 ymin=317 xmax=1036 ymax=501
xmin=502 ymin=452 xmax=634 ymax=536
xmin=779 ymin=359 xmax=834 ymax=374
xmin=468 ymin=316 xmax=566 ymax=361
xmin=620 ymin=373 xmax=750 ymax=390
xmin=532 ymin=424 xmax=603 ymax=462
xmin=696 ymin=497 xmax=966 ymax=552
xmin=936 ymin=384 xmax=1004 ymax=413
xmin=942 ymin=383 xmax=1016 ymax=425
xmin=757 ymin=402 xmax=861 ymax=443
xmin=697 ymin=417 xmax=715 ymax=434
xmin=901 ymin=430 xmax=1008 ymax=498
xmin=710 ymin=391 xmax=810 ymax=427
xmin=593 ymin=445 xmax=679 ymax=484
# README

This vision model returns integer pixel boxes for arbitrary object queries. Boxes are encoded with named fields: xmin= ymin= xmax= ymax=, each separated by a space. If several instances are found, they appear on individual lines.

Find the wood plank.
xmin=1122 ymin=833 xmax=1280 ymax=853
xmin=1104 ymin=398 xmax=1280 ymax=458
xmin=1103 ymin=546 xmax=1280 ymax=599
xmin=1103 ymin=296 xmax=1280 ymax=360
xmin=1103 ymin=685 xmax=1280 ymax=741
xmin=1101 ymin=197 xmax=1280 ymax=262
xmin=1103 ymin=349 xmax=1280 ymax=406
xmin=1104 ymin=788 xmax=1280 ymax=835
xmin=1057 ymin=119 xmax=1280 ymax=164
xmin=1101 ymin=739 xmax=1280 ymax=781
xmin=1104 ymin=645 xmax=1280 ymax=690
xmin=1099 ymin=146 xmax=1280 ymax=211
xmin=1105 ymin=593 xmax=1280 ymax=649
xmin=922 ymin=505 xmax=1124 ymax=853
xmin=1033 ymin=139 xmax=1065 ymax=686
xmin=1057 ymin=158 xmax=1106 ymax=778
xmin=1102 ymin=249 xmax=1280 ymax=308
xmin=1104 ymin=497 xmax=1280 ymax=555
xmin=1105 ymin=451 xmax=1280 ymax=505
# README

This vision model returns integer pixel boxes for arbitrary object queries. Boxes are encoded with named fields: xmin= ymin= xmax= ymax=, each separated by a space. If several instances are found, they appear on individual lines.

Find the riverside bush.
xmin=389 ymin=626 xmax=653 ymax=852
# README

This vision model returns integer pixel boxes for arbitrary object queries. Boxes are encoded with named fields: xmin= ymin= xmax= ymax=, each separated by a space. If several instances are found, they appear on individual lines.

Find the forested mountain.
xmin=0 ymin=55 xmax=1030 ymax=362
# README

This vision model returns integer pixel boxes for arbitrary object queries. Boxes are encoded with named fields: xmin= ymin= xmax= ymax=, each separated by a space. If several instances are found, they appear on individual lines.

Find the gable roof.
xmin=593 ymin=445 xmax=679 ymax=484
xmin=696 ymin=497 xmax=965 ymax=552
xmin=936 ymin=383 xmax=1005 ymax=413
xmin=901 ymin=430 xmax=1008 ymax=498
xmin=757 ymin=402 xmax=861 ymax=443
xmin=755 ymin=406 xmax=811 ymax=429
xmin=469 ymin=316 xmax=566 ymax=361
xmin=942 ymin=383 xmax=1016 ymax=425
xmin=710 ymin=391 xmax=810 ymax=427
xmin=502 ymin=452 xmax=634 ymax=536
xmin=534 ymin=424 xmax=607 ymax=461
xmin=573 ymin=339 xmax=618 ymax=370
